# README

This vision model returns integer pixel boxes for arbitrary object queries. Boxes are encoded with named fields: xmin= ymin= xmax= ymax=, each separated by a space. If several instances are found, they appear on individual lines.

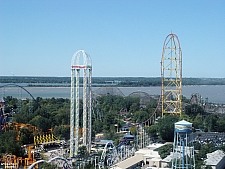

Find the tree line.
xmin=1 ymin=76 xmax=225 ymax=86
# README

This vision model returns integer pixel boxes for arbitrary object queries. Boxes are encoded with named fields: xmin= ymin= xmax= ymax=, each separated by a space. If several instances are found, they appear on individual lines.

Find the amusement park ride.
xmin=0 ymin=33 xmax=194 ymax=169
xmin=70 ymin=50 xmax=92 ymax=157
xmin=0 ymin=121 xmax=37 ymax=168
xmin=161 ymin=33 xmax=182 ymax=117
xmin=0 ymin=101 xmax=66 ymax=168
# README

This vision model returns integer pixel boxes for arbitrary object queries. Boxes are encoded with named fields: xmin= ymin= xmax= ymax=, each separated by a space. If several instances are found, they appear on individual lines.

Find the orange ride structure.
xmin=1 ymin=145 xmax=38 ymax=169
xmin=0 ymin=121 xmax=64 ymax=168
xmin=1 ymin=122 xmax=38 ymax=140
xmin=0 ymin=122 xmax=38 ymax=169
xmin=1 ymin=154 xmax=23 ymax=169
xmin=161 ymin=33 xmax=182 ymax=117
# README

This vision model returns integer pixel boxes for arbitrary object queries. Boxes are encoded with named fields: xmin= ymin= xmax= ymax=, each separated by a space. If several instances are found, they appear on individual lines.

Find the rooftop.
xmin=205 ymin=150 xmax=225 ymax=166
xmin=115 ymin=155 xmax=143 ymax=169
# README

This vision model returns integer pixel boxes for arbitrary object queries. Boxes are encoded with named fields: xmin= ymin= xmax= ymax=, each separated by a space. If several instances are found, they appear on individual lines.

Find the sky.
xmin=0 ymin=0 xmax=224 ymax=78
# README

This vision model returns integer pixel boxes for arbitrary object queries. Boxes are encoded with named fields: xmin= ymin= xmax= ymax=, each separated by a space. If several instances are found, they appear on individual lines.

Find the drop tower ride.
xmin=70 ymin=50 xmax=92 ymax=157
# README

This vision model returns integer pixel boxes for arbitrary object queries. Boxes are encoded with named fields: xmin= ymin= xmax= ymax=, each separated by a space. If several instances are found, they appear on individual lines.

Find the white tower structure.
xmin=70 ymin=50 xmax=92 ymax=157
xmin=172 ymin=120 xmax=195 ymax=169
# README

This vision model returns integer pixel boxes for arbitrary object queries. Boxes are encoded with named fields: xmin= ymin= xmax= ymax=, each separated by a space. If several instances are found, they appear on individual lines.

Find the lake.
xmin=0 ymin=85 xmax=224 ymax=104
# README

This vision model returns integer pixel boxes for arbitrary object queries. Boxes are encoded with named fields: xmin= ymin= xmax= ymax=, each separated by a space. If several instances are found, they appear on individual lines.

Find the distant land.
xmin=0 ymin=76 xmax=225 ymax=87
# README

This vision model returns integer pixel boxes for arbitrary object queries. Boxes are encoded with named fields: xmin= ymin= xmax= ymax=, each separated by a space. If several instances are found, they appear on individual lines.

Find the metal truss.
xmin=161 ymin=33 xmax=182 ymax=116
xmin=70 ymin=50 xmax=92 ymax=157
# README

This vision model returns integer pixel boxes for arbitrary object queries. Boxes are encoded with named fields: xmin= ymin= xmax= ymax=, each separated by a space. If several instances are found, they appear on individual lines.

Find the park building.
xmin=204 ymin=150 xmax=225 ymax=169
xmin=110 ymin=142 xmax=225 ymax=169
xmin=110 ymin=143 xmax=169 ymax=169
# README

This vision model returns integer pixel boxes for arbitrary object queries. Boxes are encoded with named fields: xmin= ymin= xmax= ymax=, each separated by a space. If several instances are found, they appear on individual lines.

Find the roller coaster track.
xmin=0 ymin=84 xmax=42 ymax=132
xmin=0 ymin=83 xmax=41 ymax=113
xmin=99 ymin=141 xmax=135 ymax=168
xmin=0 ymin=83 xmax=36 ymax=101
xmin=27 ymin=156 xmax=72 ymax=169
xmin=142 ymin=95 xmax=161 ymax=126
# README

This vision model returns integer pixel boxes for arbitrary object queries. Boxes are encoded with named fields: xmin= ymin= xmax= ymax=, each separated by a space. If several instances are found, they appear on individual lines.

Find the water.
xmin=0 ymin=85 xmax=224 ymax=104
xmin=119 ymin=86 xmax=225 ymax=104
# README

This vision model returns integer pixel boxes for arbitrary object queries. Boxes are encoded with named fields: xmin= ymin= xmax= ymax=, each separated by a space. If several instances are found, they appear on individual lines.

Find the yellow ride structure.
xmin=161 ymin=33 xmax=182 ymax=117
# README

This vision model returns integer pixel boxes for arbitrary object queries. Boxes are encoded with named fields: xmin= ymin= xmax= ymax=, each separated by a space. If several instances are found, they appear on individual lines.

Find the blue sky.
xmin=0 ymin=0 xmax=224 ymax=78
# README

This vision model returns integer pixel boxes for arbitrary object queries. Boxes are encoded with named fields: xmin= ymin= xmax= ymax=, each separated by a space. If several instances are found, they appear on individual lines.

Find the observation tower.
xmin=70 ymin=50 xmax=92 ymax=157
xmin=161 ymin=33 xmax=182 ymax=116
xmin=172 ymin=120 xmax=195 ymax=169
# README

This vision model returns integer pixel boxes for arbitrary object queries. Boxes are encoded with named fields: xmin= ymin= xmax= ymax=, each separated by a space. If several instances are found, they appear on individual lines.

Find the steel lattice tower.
xmin=161 ymin=33 xmax=182 ymax=117
xmin=70 ymin=50 xmax=92 ymax=157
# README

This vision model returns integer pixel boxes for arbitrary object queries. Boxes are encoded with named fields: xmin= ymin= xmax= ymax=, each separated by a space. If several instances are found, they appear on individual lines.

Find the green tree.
xmin=179 ymin=113 xmax=192 ymax=122
xmin=125 ymin=97 xmax=140 ymax=112
xmin=53 ymin=125 xmax=70 ymax=140
xmin=0 ymin=130 xmax=24 ymax=157
xmin=204 ymin=114 xmax=218 ymax=132
xmin=146 ymin=124 xmax=158 ymax=138
xmin=132 ymin=110 xmax=149 ymax=123
xmin=196 ymin=143 xmax=216 ymax=161
xmin=104 ymin=125 xmax=119 ymax=142
xmin=158 ymin=144 xmax=173 ymax=159
xmin=92 ymin=119 xmax=103 ymax=134
xmin=185 ymin=104 xmax=204 ymax=118
xmin=193 ymin=113 xmax=204 ymax=129
xmin=102 ymin=110 xmax=118 ymax=131
xmin=29 ymin=115 xmax=51 ymax=132
xmin=216 ymin=118 xmax=225 ymax=132
xmin=4 ymin=96 xmax=18 ymax=113
xmin=129 ymin=126 xmax=137 ymax=135
xmin=19 ymin=127 xmax=34 ymax=145
xmin=129 ymin=102 xmax=140 ymax=113
xmin=193 ymin=141 xmax=201 ymax=150
xmin=157 ymin=115 xmax=179 ymax=141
